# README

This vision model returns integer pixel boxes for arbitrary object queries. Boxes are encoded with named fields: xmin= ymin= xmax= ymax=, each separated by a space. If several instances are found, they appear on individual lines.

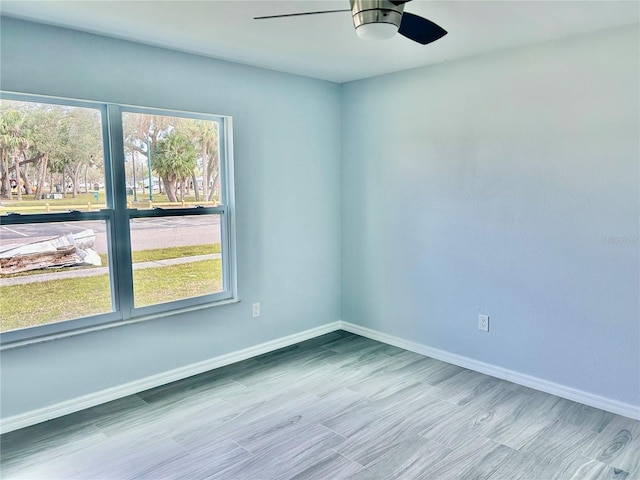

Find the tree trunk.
xmin=35 ymin=155 xmax=48 ymax=200
xmin=163 ymin=175 xmax=177 ymax=202
xmin=14 ymin=155 xmax=22 ymax=201
xmin=179 ymin=179 xmax=186 ymax=202
xmin=202 ymin=144 xmax=209 ymax=201
xmin=62 ymin=167 xmax=68 ymax=198
xmin=206 ymin=152 xmax=218 ymax=202
xmin=0 ymin=152 xmax=5 ymax=199
xmin=1 ymin=156 xmax=11 ymax=200
xmin=72 ymin=163 xmax=82 ymax=198
xmin=191 ymin=172 xmax=200 ymax=202
xmin=207 ymin=170 xmax=220 ymax=202
xmin=20 ymin=167 xmax=32 ymax=197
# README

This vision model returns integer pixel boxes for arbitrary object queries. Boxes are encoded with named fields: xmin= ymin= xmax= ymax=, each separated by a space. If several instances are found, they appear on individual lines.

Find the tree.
xmin=122 ymin=113 xmax=174 ymax=199
xmin=152 ymin=130 xmax=197 ymax=202
xmin=22 ymin=106 xmax=59 ymax=199
xmin=183 ymin=119 xmax=219 ymax=203
xmin=15 ymin=105 xmax=104 ymax=199
xmin=62 ymin=108 xmax=103 ymax=197
xmin=0 ymin=109 xmax=32 ymax=200
xmin=2 ymin=102 xmax=104 ymax=201
xmin=0 ymin=110 xmax=19 ymax=199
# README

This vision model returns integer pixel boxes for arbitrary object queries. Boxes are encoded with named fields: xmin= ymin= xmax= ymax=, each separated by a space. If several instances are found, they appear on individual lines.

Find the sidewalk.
xmin=0 ymin=253 xmax=221 ymax=286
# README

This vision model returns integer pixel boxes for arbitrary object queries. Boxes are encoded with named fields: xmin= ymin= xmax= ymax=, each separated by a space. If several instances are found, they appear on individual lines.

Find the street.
xmin=0 ymin=216 xmax=222 ymax=254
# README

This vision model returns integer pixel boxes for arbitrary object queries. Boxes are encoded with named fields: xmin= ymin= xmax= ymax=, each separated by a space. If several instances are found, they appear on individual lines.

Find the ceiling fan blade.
xmin=254 ymin=9 xmax=350 ymax=20
xmin=398 ymin=12 xmax=447 ymax=45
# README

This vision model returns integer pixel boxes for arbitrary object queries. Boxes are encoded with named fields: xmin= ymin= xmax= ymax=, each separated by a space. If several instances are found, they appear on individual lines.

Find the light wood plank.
xmin=2 ymin=332 xmax=638 ymax=480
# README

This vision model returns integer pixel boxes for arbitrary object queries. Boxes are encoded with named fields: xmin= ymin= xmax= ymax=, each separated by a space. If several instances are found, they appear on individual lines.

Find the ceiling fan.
xmin=254 ymin=0 xmax=447 ymax=45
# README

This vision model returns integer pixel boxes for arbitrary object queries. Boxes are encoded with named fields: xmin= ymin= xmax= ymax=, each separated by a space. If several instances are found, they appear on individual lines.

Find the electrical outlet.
xmin=252 ymin=303 xmax=261 ymax=318
xmin=478 ymin=314 xmax=489 ymax=332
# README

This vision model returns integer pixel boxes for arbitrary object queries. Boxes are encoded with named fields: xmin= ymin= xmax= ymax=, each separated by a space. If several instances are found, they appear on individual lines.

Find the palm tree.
xmin=152 ymin=130 xmax=197 ymax=202
xmin=178 ymin=119 xmax=219 ymax=203
xmin=190 ymin=120 xmax=219 ymax=202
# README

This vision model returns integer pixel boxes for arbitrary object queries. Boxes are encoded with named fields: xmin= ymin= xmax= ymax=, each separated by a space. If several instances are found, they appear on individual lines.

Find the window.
xmin=0 ymin=94 xmax=236 ymax=343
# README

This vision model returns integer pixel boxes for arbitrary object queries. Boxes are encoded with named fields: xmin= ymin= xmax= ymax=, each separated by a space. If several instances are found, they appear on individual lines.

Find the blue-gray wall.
xmin=1 ymin=17 xmax=639 ymax=421
xmin=0 ymin=18 xmax=341 ymax=417
xmin=341 ymin=25 xmax=640 ymax=406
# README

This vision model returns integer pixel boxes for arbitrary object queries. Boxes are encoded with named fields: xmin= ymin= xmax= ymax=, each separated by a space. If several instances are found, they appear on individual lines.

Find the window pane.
xmin=0 ymin=99 xmax=105 ymax=214
xmin=0 ymin=220 xmax=113 ymax=332
xmin=129 ymin=214 xmax=223 ymax=308
xmin=121 ymin=112 xmax=220 ymax=209
xmin=0 ymin=94 xmax=235 ymax=342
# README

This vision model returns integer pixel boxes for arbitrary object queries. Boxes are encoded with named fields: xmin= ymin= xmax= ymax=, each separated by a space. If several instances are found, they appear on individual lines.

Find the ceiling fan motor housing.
xmin=350 ymin=0 xmax=405 ymax=39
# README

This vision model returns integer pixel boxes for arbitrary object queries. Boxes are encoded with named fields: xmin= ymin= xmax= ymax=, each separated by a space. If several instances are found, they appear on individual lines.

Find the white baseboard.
xmin=3 ymin=319 xmax=637 ymax=434
xmin=340 ymin=321 xmax=640 ymax=421
xmin=0 ymin=321 xmax=342 ymax=434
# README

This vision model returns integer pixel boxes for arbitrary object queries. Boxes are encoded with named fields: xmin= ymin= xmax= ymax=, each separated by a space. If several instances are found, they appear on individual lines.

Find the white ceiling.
xmin=1 ymin=0 xmax=638 ymax=83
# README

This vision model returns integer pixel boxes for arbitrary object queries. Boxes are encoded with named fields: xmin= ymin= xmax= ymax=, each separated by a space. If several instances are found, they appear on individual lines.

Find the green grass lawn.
xmin=133 ymin=259 xmax=222 ymax=308
xmin=0 ymin=258 xmax=223 ymax=332
xmin=0 ymin=192 xmax=215 ymax=213
xmin=1 ymin=274 xmax=113 ymax=332
xmin=132 ymin=243 xmax=220 ymax=263
xmin=0 ymin=193 xmax=107 ymax=214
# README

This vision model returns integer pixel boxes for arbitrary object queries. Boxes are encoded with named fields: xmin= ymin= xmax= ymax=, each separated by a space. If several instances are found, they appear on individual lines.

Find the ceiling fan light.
xmin=355 ymin=22 xmax=398 ymax=40
xmin=351 ymin=2 xmax=404 ymax=41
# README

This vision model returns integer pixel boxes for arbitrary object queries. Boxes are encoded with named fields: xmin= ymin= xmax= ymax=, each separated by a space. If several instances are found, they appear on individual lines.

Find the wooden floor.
xmin=1 ymin=331 xmax=639 ymax=479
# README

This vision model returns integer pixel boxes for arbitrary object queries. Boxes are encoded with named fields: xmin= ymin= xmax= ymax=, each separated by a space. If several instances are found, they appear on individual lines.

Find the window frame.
xmin=0 ymin=93 xmax=237 ymax=345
